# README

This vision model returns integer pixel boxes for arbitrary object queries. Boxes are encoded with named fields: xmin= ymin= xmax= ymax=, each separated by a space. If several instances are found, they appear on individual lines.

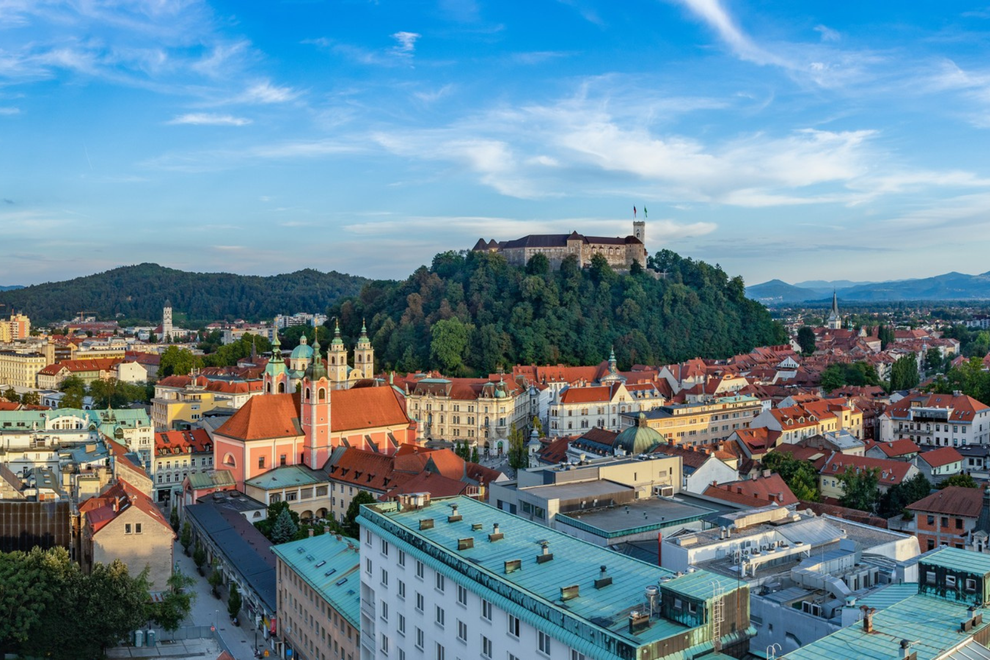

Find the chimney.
xmin=537 ymin=540 xmax=553 ymax=564
xmin=595 ymin=565 xmax=613 ymax=589
xmin=308 ymin=528 xmax=314 ymax=537
xmin=861 ymin=606 xmax=876 ymax=633
xmin=900 ymin=639 xmax=913 ymax=660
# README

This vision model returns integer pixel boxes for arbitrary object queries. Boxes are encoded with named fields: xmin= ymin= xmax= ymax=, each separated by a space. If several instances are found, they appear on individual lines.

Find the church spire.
xmin=357 ymin=318 xmax=370 ymax=347
xmin=271 ymin=329 xmax=284 ymax=363
xmin=831 ymin=289 xmax=839 ymax=316
xmin=331 ymin=319 xmax=344 ymax=348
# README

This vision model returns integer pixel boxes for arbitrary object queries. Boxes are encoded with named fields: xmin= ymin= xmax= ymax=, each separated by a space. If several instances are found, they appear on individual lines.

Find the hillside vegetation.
xmin=0 ymin=263 xmax=368 ymax=326
xmin=331 ymin=249 xmax=787 ymax=375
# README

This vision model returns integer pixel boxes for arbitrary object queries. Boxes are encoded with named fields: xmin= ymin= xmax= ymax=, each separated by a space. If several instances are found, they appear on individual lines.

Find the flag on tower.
xmin=644 ymin=206 xmax=648 ymax=218
xmin=633 ymin=206 xmax=637 ymax=218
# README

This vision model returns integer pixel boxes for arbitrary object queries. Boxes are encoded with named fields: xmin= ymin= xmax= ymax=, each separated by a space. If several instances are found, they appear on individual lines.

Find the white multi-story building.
xmin=357 ymin=494 xmax=754 ymax=660
xmin=881 ymin=392 xmax=990 ymax=447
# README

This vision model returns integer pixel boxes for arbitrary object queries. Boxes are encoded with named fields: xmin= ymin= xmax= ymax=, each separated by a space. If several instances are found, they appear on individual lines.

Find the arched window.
xmin=278 ymin=382 xmax=285 ymax=394
xmin=318 ymin=388 xmax=326 ymax=401
xmin=223 ymin=453 xmax=236 ymax=467
xmin=305 ymin=387 xmax=311 ymax=402
xmin=331 ymin=356 xmax=336 ymax=365
xmin=265 ymin=382 xmax=272 ymax=394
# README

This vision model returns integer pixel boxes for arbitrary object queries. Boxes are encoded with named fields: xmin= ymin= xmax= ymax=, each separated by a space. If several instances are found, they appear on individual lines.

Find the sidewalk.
xmin=173 ymin=539 xmax=268 ymax=660
xmin=107 ymin=638 xmax=223 ymax=658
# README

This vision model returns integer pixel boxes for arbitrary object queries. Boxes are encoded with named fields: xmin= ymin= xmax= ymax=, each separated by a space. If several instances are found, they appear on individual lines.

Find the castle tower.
xmin=353 ymin=319 xmax=374 ymax=383
xmin=162 ymin=299 xmax=173 ymax=342
xmin=633 ymin=220 xmax=645 ymax=245
xmin=328 ymin=320 xmax=349 ymax=390
xmin=262 ymin=331 xmax=290 ymax=394
xmin=300 ymin=337 xmax=331 ymax=469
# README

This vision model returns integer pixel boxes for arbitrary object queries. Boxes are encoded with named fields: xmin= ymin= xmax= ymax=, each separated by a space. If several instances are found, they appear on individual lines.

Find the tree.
xmin=820 ymin=365 xmax=845 ymax=394
xmin=254 ymin=501 xmax=301 ymax=541
xmin=507 ymin=422 xmax=528 ymax=470
xmin=147 ymin=571 xmax=196 ymax=632
xmin=193 ymin=541 xmax=207 ymax=572
xmin=924 ymin=348 xmax=945 ymax=375
xmin=179 ymin=521 xmax=192 ymax=555
xmin=837 ymin=466 xmax=881 ymax=512
xmin=227 ymin=582 xmax=242 ymax=622
xmin=19 ymin=391 xmax=39 ymax=406
xmin=878 ymin=325 xmax=895 ymax=350
xmin=877 ymin=472 xmax=931 ymax=519
xmin=1 ymin=386 xmax=17 ymax=403
xmin=170 ymin=506 xmax=180 ymax=533
xmin=159 ymin=346 xmax=201 ymax=377
xmin=797 ymin=326 xmax=816 ymax=355
xmin=208 ymin=564 xmax=223 ymax=598
xmin=938 ymin=473 xmax=979 ymax=489
xmin=890 ymin=355 xmax=920 ymax=392
xmin=761 ymin=451 xmax=820 ymax=502
xmin=430 ymin=318 xmax=471 ymax=374
xmin=270 ymin=508 xmax=299 ymax=545
xmin=343 ymin=491 xmax=377 ymax=538
xmin=526 ymin=253 xmax=550 ymax=276
xmin=470 ymin=446 xmax=479 ymax=463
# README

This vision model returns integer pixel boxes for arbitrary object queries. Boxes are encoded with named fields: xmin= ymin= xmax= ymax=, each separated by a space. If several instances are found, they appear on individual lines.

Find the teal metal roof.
xmin=923 ymin=547 xmax=990 ymax=576
xmin=0 ymin=407 xmax=151 ymax=430
xmin=245 ymin=465 xmax=324 ymax=490
xmin=187 ymin=469 xmax=236 ymax=489
xmin=271 ymin=534 xmax=361 ymax=630
xmin=782 ymin=594 xmax=990 ymax=660
xmin=359 ymin=496 xmax=749 ymax=660
xmin=855 ymin=582 xmax=919 ymax=611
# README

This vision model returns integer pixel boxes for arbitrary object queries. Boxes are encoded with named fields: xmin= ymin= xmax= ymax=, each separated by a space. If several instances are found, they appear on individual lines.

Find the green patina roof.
xmin=0 ymin=407 xmax=150 ymax=430
xmin=613 ymin=413 xmax=664 ymax=455
xmin=289 ymin=334 xmax=314 ymax=361
xmin=782 ymin=594 xmax=990 ymax=660
xmin=186 ymin=470 xmax=236 ymax=489
xmin=854 ymin=582 xmax=918 ymax=611
xmin=271 ymin=534 xmax=362 ymax=630
xmin=245 ymin=465 xmax=325 ymax=490
xmin=922 ymin=547 xmax=990 ymax=576
xmin=359 ymin=496 xmax=748 ymax=659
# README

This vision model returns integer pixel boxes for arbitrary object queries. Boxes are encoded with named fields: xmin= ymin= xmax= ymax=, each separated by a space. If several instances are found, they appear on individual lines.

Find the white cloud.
xmin=676 ymin=0 xmax=784 ymax=67
xmin=391 ymin=31 xmax=421 ymax=54
xmin=167 ymin=112 xmax=251 ymax=126
xmin=233 ymin=81 xmax=300 ymax=104
xmin=814 ymin=25 xmax=840 ymax=42
xmin=0 ymin=107 xmax=20 ymax=115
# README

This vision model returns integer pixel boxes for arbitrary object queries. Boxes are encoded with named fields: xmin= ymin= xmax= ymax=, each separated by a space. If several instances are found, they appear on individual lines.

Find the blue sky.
xmin=3 ymin=1 xmax=990 ymax=286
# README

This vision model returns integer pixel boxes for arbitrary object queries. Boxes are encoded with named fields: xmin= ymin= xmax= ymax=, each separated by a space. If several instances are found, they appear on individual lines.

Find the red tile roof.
xmin=41 ymin=358 xmax=122 ymax=375
xmin=868 ymin=439 xmax=920 ymax=458
xmin=819 ymin=453 xmax=914 ymax=485
xmin=917 ymin=446 xmax=964 ymax=469
xmin=538 ymin=436 xmax=573 ymax=464
xmin=215 ymin=394 xmax=303 ymax=441
xmin=887 ymin=393 xmax=989 ymax=423
xmin=81 ymin=480 xmax=173 ymax=536
xmin=330 ymin=387 xmax=411 ymax=433
xmin=156 ymin=429 xmax=212 ymax=455
xmin=559 ymin=384 xmax=618 ymax=404
xmin=703 ymin=474 xmax=798 ymax=507
xmin=908 ymin=486 xmax=983 ymax=517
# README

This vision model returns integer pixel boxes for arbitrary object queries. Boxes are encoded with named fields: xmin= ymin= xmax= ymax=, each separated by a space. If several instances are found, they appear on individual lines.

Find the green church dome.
xmin=613 ymin=413 xmax=664 ymax=455
xmin=290 ymin=334 xmax=314 ymax=361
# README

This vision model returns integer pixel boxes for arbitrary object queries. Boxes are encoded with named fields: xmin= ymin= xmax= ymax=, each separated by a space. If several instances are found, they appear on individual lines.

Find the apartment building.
xmin=625 ymin=394 xmax=763 ymax=448
xmin=881 ymin=392 xmax=990 ymax=447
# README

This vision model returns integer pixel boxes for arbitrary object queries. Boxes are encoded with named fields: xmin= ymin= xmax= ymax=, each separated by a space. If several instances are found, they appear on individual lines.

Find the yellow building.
xmin=0 ymin=314 xmax=31 ymax=343
xmin=151 ymin=388 xmax=229 ymax=431
xmin=0 ymin=349 xmax=47 ymax=389
xmin=624 ymin=394 xmax=764 ymax=448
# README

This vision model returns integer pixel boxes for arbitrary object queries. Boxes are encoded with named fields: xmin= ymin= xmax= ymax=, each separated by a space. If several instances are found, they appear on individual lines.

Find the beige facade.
xmin=473 ymin=222 xmax=648 ymax=272
xmin=628 ymin=395 xmax=763 ymax=447
xmin=84 ymin=504 xmax=174 ymax=590
xmin=0 ymin=350 xmax=46 ymax=388
xmin=0 ymin=314 xmax=30 ymax=343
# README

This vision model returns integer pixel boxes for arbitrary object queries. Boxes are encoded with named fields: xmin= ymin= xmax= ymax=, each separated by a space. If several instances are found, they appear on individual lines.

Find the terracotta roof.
xmin=651 ymin=442 xmax=716 ymax=470
xmin=868 ymin=439 xmax=920 ymax=458
xmin=799 ymin=500 xmax=889 ymax=528
xmin=887 ymin=393 xmax=989 ymax=423
xmin=538 ymin=436 xmax=573 ymax=464
xmin=387 ymin=470 xmax=468 ymax=498
xmin=330 ymin=387 xmax=411 ymax=432
xmin=734 ymin=427 xmax=780 ymax=453
xmin=819 ymin=453 xmax=914 ymax=485
xmin=326 ymin=448 xmax=400 ymax=492
xmin=917 ymin=446 xmax=964 ymax=469
xmin=156 ymin=428 xmax=212 ymax=455
xmin=81 ymin=480 xmax=173 ymax=536
xmin=43 ymin=358 xmax=122 ymax=374
xmin=907 ymin=486 xmax=983 ymax=517
xmin=703 ymin=475 xmax=798 ymax=507
xmin=0 ymin=401 xmax=21 ymax=411
xmin=215 ymin=394 xmax=303 ymax=441
xmin=559 ymin=384 xmax=618 ymax=404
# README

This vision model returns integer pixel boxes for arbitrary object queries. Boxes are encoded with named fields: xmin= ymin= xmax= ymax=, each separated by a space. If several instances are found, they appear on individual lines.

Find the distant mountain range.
xmin=747 ymin=271 xmax=990 ymax=305
xmin=0 ymin=285 xmax=23 ymax=292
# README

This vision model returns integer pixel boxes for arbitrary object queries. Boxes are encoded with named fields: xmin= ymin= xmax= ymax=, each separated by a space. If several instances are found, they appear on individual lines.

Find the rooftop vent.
xmin=628 ymin=611 xmax=650 ymax=635
xmin=471 ymin=523 xmax=483 ymax=531
xmin=457 ymin=537 xmax=474 ymax=551
xmin=419 ymin=518 xmax=435 ymax=531
xmin=448 ymin=503 xmax=462 ymax=523
xmin=595 ymin=565 xmax=613 ymax=589
xmin=489 ymin=523 xmax=504 ymax=543
xmin=560 ymin=584 xmax=579 ymax=601
xmin=536 ymin=540 xmax=554 ymax=564
xmin=504 ymin=559 xmax=522 ymax=574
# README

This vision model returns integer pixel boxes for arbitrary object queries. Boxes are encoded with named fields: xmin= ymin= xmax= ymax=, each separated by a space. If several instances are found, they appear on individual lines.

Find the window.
xmin=125 ymin=523 xmax=132 ymax=534
xmin=381 ymin=602 xmax=389 ymax=622
xmin=457 ymin=620 xmax=467 ymax=642
xmin=967 ymin=578 xmax=978 ymax=592
xmin=956 ymin=518 xmax=964 ymax=529
xmin=380 ymin=634 xmax=389 ymax=655
xmin=926 ymin=570 xmax=937 ymax=582
xmin=435 ymin=573 xmax=445 ymax=592
xmin=381 ymin=569 xmax=388 ymax=587
xmin=927 ymin=514 xmax=935 ymax=525
xmin=435 ymin=605 xmax=445 ymax=627
xmin=398 ymin=550 xmax=406 ymax=567
xmin=571 ymin=653 xmax=587 ymax=660
xmin=480 ymin=635 xmax=493 ymax=658
xmin=280 ymin=454 xmax=287 ymax=466
xmin=482 ymin=599 xmax=492 ymax=621
xmin=415 ymin=628 xmax=424 ymax=650
xmin=416 ymin=561 xmax=424 ymax=579
xmin=398 ymin=580 xmax=406 ymax=600
xmin=258 ymin=456 xmax=265 ymax=469
xmin=398 ymin=614 xmax=406 ymax=635
xmin=365 ymin=529 xmax=372 ymax=544
xmin=135 ymin=523 xmax=142 ymax=534
xmin=947 ymin=575 xmax=957 ymax=588
xmin=416 ymin=593 xmax=424 ymax=612
xmin=435 ymin=643 xmax=445 ymax=660
xmin=538 ymin=631 xmax=551 ymax=655
xmin=507 ymin=614 xmax=520 ymax=637
xmin=381 ymin=539 xmax=389 ymax=556
xmin=941 ymin=516 xmax=949 ymax=527
xmin=457 ymin=585 xmax=467 ymax=606
xmin=365 ymin=559 xmax=372 ymax=576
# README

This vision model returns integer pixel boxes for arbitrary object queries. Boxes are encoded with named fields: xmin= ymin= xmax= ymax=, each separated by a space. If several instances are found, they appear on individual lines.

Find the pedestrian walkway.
xmin=172 ymin=539 xmax=270 ymax=660
xmin=107 ymin=638 xmax=223 ymax=658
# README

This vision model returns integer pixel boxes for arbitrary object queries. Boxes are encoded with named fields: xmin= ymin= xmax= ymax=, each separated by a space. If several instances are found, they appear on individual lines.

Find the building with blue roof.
xmin=271 ymin=533 xmax=362 ymax=660
xmin=358 ymin=493 xmax=753 ymax=660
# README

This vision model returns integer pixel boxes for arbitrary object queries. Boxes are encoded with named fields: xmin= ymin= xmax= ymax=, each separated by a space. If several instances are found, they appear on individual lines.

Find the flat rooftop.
xmin=519 ymin=479 xmax=633 ymax=502
xmin=557 ymin=497 xmax=714 ymax=537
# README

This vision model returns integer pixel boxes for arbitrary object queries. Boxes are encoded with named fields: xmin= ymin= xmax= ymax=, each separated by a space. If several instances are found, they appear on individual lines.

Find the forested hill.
xmin=330 ymin=249 xmax=787 ymax=375
xmin=0 ymin=264 xmax=368 ymax=325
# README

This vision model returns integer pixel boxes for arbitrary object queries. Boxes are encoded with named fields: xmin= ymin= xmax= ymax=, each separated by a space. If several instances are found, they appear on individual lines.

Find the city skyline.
xmin=4 ymin=1 xmax=990 ymax=286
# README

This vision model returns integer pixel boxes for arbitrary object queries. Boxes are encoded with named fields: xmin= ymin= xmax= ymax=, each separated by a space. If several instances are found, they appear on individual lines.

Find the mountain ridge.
xmin=747 ymin=271 xmax=990 ymax=304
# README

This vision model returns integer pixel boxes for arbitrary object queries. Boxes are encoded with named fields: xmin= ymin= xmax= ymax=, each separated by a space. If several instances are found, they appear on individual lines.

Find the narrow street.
xmin=173 ymin=539 xmax=270 ymax=660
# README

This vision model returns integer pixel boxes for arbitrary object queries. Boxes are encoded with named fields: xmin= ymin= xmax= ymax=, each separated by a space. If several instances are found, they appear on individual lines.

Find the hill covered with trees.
xmin=0 ymin=263 xmax=368 ymax=325
xmin=330 ymin=249 xmax=787 ymax=375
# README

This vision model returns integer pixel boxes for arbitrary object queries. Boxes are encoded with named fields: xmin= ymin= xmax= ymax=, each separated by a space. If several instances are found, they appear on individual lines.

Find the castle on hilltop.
xmin=472 ymin=220 xmax=648 ymax=272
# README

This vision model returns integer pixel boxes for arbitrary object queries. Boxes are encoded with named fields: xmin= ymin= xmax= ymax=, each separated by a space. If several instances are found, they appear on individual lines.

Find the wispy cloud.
xmin=814 ymin=25 xmax=840 ymax=42
xmin=391 ymin=31 xmax=420 ymax=54
xmin=229 ymin=81 xmax=300 ymax=104
xmin=0 ymin=107 xmax=20 ymax=116
xmin=167 ymin=112 xmax=252 ymax=126
xmin=676 ymin=0 xmax=784 ymax=67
